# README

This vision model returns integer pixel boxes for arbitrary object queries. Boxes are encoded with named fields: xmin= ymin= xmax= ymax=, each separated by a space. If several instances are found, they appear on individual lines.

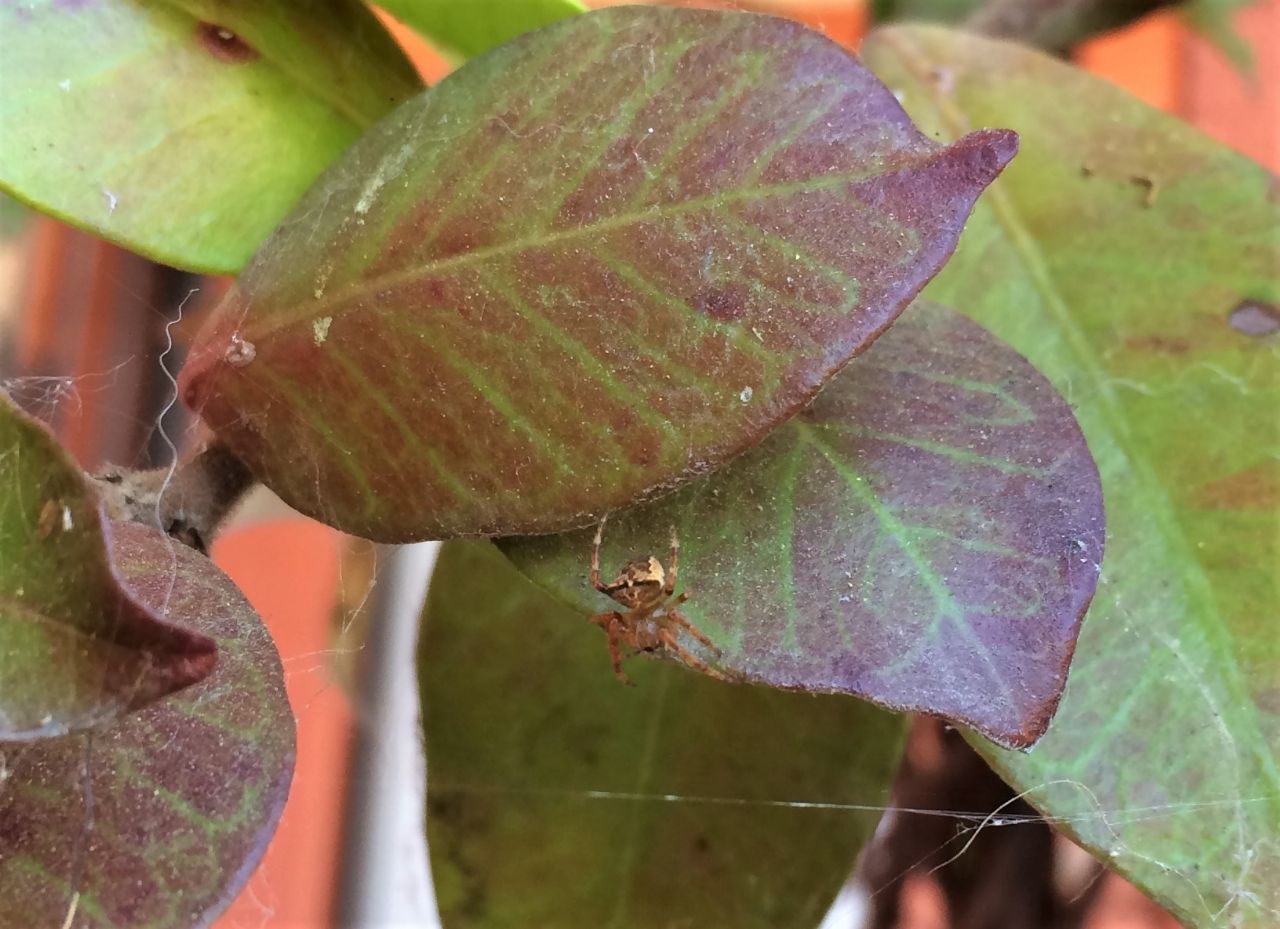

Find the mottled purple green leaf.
xmin=863 ymin=26 xmax=1279 ymax=926
xmin=0 ymin=0 xmax=421 ymax=273
xmin=421 ymin=539 xmax=907 ymax=928
xmin=0 ymin=394 xmax=216 ymax=739
xmin=503 ymin=302 xmax=1102 ymax=749
xmin=0 ymin=520 xmax=294 ymax=929
xmin=179 ymin=6 xmax=1017 ymax=542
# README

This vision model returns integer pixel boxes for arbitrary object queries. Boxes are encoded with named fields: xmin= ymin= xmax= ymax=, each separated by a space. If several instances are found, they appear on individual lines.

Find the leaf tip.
xmin=952 ymin=127 xmax=1020 ymax=185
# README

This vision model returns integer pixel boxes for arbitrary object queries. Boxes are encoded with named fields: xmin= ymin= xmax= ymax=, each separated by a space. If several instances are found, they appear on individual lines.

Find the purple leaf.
xmin=0 ymin=394 xmax=216 ymax=739
xmin=504 ymin=302 xmax=1104 ymax=748
xmin=0 ymin=521 xmax=294 ymax=929
xmin=179 ymin=6 xmax=1016 ymax=542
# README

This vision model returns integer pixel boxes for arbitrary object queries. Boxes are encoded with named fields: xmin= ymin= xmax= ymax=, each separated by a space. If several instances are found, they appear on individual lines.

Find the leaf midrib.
xmin=243 ymin=162 xmax=919 ymax=343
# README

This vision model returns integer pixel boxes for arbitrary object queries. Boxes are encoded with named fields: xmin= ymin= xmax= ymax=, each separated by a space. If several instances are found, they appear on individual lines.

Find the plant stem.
xmin=93 ymin=441 xmax=256 ymax=554
xmin=965 ymin=0 xmax=1175 ymax=55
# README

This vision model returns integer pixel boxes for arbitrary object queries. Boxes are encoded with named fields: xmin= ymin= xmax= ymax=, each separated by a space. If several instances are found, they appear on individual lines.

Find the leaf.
xmin=503 ymin=302 xmax=1103 ymax=749
xmin=871 ymin=0 xmax=1256 ymax=68
xmin=0 ymin=0 xmax=421 ymax=274
xmin=379 ymin=0 xmax=586 ymax=59
xmin=1183 ymin=0 xmax=1255 ymax=75
xmin=0 ymin=394 xmax=217 ymax=739
xmin=0 ymin=520 xmax=294 ymax=929
xmin=179 ymin=6 xmax=1018 ymax=542
xmin=871 ymin=0 xmax=984 ymax=25
xmin=421 ymin=540 xmax=908 ymax=928
xmin=862 ymin=26 xmax=1280 ymax=927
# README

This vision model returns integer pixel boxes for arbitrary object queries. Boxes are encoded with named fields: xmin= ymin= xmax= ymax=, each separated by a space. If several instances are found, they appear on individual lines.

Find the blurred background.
xmin=0 ymin=2 xmax=1275 ymax=927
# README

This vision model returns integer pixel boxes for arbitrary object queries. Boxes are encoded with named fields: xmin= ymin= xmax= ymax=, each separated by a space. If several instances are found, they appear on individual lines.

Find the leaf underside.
xmin=179 ymin=6 xmax=1017 ymax=542
xmin=0 ymin=521 xmax=294 ymax=929
xmin=0 ymin=0 xmax=420 ymax=273
xmin=864 ymin=26 xmax=1280 ymax=927
xmin=0 ymin=395 xmax=217 ymax=739
xmin=504 ymin=301 xmax=1104 ymax=749
xmin=422 ymin=540 xmax=908 ymax=929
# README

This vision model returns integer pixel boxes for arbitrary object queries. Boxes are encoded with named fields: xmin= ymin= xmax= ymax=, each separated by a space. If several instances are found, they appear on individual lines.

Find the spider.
xmin=589 ymin=516 xmax=725 ymax=685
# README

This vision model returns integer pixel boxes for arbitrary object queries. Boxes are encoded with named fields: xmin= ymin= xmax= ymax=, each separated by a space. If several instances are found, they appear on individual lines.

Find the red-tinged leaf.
xmin=422 ymin=540 xmax=908 ymax=928
xmin=864 ymin=26 xmax=1278 ymax=923
xmin=0 ymin=521 xmax=294 ymax=929
xmin=179 ymin=6 xmax=1017 ymax=542
xmin=503 ymin=302 xmax=1103 ymax=749
xmin=0 ymin=395 xmax=216 ymax=739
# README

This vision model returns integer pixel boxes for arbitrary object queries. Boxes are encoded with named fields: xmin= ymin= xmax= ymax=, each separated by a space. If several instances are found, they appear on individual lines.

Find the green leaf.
xmin=0 ymin=0 xmax=421 ymax=274
xmin=871 ymin=0 xmax=984 ymax=24
xmin=871 ymin=0 xmax=1257 ymax=68
xmin=421 ymin=540 xmax=907 ymax=928
xmin=379 ymin=0 xmax=586 ymax=59
xmin=1183 ymin=0 xmax=1255 ymax=75
xmin=0 ymin=520 xmax=294 ymax=929
xmin=0 ymin=394 xmax=217 ymax=739
xmin=179 ymin=6 xmax=1017 ymax=542
xmin=862 ymin=26 xmax=1279 ymax=927
xmin=503 ymin=302 xmax=1103 ymax=749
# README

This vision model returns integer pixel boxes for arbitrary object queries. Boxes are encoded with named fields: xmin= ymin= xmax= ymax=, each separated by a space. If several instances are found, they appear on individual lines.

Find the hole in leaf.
xmin=196 ymin=22 xmax=258 ymax=63
xmin=1227 ymin=300 xmax=1280 ymax=337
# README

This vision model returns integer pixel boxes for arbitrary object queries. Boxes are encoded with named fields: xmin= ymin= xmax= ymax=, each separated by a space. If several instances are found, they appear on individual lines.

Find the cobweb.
xmin=7 ymin=5 xmax=1275 ymax=912
xmin=7 ymin=275 xmax=1273 ymax=929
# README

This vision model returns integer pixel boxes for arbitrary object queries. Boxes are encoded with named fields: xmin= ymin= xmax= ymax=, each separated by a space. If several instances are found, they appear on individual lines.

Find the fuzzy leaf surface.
xmin=378 ymin=0 xmax=585 ymax=58
xmin=0 ymin=521 xmax=294 ymax=929
xmin=421 ymin=540 xmax=907 ymax=929
xmin=179 ymin=6 xmax=1017 ymax=542
xmin=505 ymin=302 xmax=1103 ymax=749
xmin=0 ymin=0 xmax=420 ymax=273
xmin=0 ymin=395 xmax=216 ymax=739
xmin=864 ymin=26 xmax=1280 ymax=927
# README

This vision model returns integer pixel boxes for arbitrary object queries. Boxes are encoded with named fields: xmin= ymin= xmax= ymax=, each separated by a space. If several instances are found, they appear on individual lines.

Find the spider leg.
xmin=591 ymin=515 xmax=610 ymax=593
xmin=665 ymin=525 xmax=679 ymax=595
xmin=606 ymin=616 xmax=635 ymax=687
xmin=591 ymin=610 xmax=633 ymax=686
xmin=666 ymin=609 xmax=720 ymax=654
xmin=658 ymin=628 xmax=727 ymax=681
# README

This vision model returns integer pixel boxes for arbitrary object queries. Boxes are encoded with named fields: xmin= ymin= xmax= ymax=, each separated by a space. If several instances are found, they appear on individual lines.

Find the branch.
xmin=965 ymin=0 xmax=1177 ymax=55
xmin=93 ymin=441 xmax=256 ymax=554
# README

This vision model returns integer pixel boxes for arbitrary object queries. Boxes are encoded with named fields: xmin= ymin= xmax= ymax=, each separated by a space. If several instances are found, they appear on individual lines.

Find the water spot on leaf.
xmin=197 ymin=22 xmax=258 ymax=63
xmin=1227 ymin=299 xmax=1280 ymax=337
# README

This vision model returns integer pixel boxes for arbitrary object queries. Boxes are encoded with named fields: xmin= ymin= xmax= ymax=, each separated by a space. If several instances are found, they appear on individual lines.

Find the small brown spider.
xmin=589 ymin=516 xmax=724 ymax=685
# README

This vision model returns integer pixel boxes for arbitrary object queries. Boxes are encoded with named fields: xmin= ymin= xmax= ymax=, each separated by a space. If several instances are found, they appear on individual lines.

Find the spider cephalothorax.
xmin=589 ymin=517 xmax=724 ymax=685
